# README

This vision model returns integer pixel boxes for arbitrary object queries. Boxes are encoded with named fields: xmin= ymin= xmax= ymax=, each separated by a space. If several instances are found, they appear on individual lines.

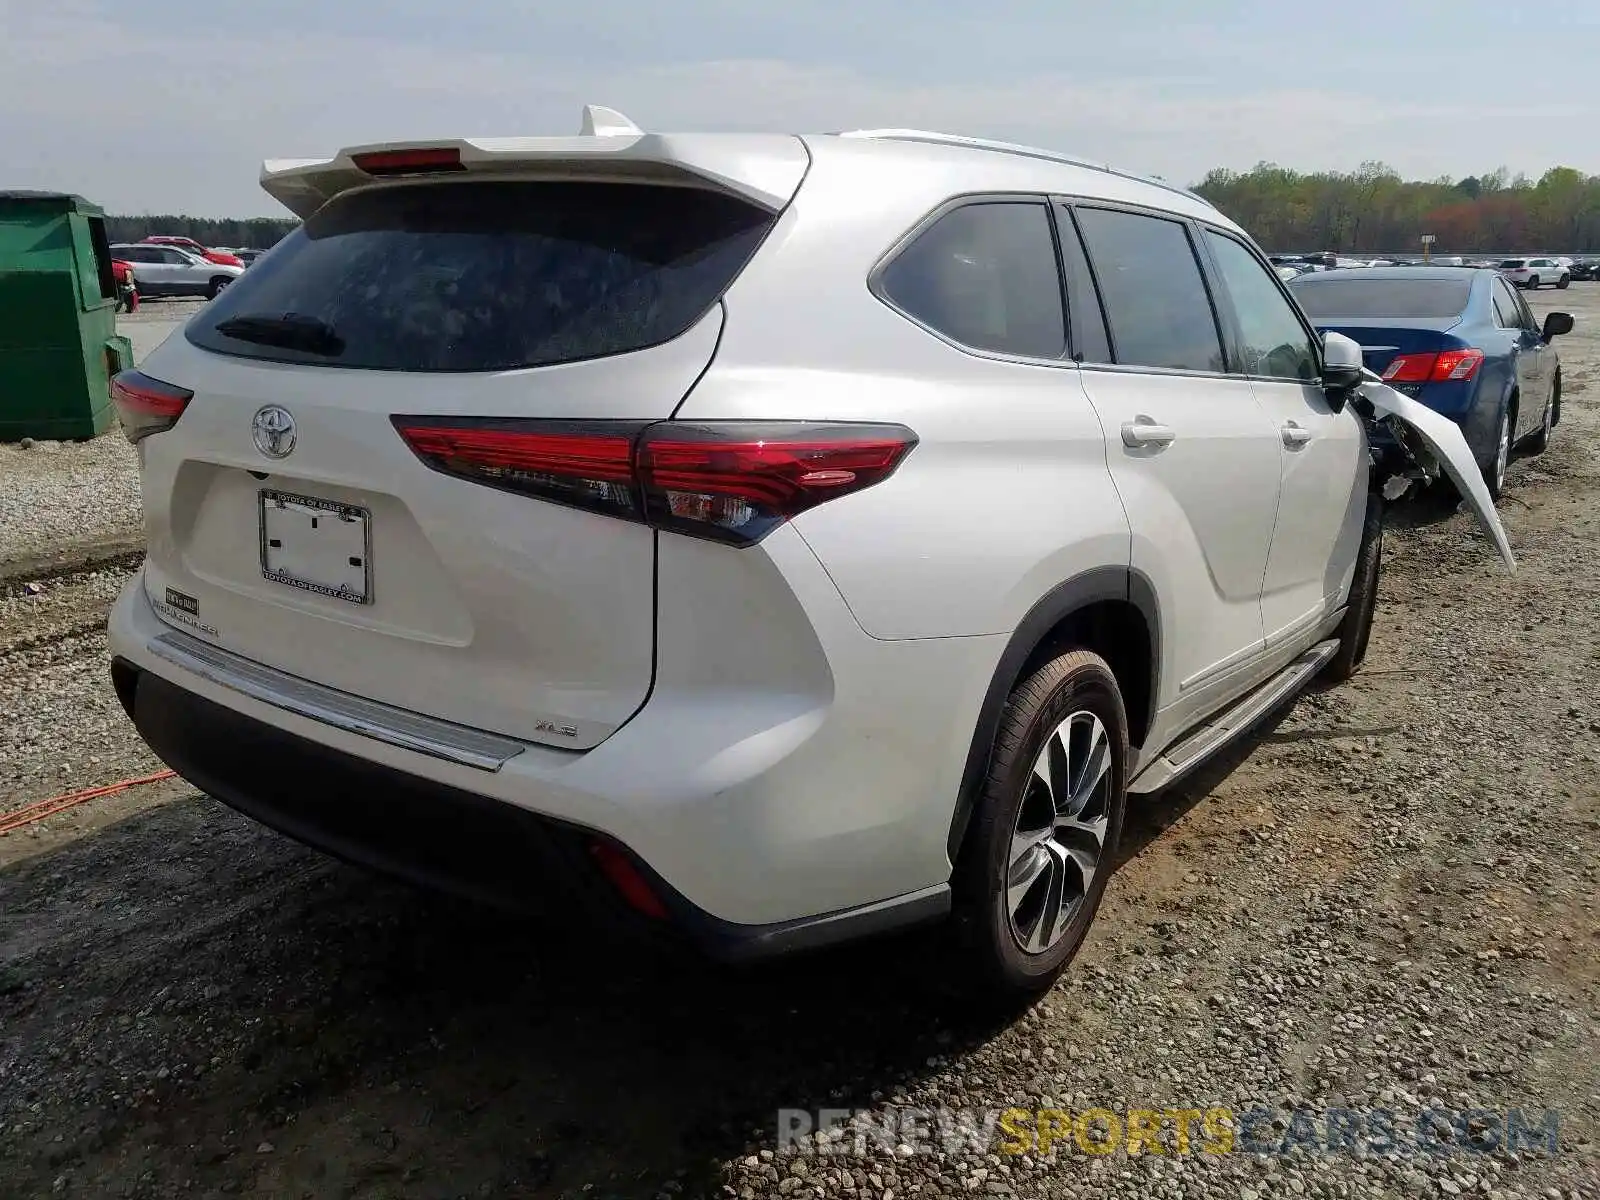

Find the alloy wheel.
xmin=1006 ymin=710 xmax=1113 ymax=955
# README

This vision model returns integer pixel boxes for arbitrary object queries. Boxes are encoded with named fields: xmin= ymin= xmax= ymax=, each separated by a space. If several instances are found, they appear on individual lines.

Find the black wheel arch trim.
xmin=946 ymin=566 xmax=1160 ymax=863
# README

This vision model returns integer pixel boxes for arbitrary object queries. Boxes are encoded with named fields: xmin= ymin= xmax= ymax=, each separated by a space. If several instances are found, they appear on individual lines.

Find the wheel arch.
xmin=946 ymin=567 xmax=1159 ymax=863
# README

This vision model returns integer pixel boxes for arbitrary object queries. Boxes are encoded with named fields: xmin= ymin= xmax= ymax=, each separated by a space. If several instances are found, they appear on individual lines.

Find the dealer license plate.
xmin=259 ymin=490 xmax=372 ymax=605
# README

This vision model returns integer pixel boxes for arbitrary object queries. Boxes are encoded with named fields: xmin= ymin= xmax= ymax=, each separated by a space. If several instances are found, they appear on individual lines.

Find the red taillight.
xmin=110 ymin=370 xmax=192 ymax=443
xmin=390 ymin=418 xmax=918 ymax=546
xmin=1380 ymin=348 xmax=1483 ymax=383
xmin=1432 ymin=348 xmax=1483 ymax=380
xmin=1381 ymin=353 xmax=1437 ymax=382
xmin=639 ymin=424 xmax=916 ymax=545
xmin=588 ymin=839 xmax=670 ymax=921
xmin=392 ymin=419 xmax=643 ymax=519
xmin=351 ymin=147 xmax=464 ymax=176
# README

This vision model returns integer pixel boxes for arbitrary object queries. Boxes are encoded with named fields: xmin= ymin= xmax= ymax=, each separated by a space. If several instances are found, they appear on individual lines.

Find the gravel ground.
xmin=0 ymin=300 xmax=197 ymax=569
xmin=0 ymin=291 xmax=1596 ymax=1200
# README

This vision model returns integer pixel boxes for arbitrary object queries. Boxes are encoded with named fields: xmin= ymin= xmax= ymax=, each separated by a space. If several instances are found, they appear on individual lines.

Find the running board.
xmin=1129 ymin=639 xmax=1339 ymax=794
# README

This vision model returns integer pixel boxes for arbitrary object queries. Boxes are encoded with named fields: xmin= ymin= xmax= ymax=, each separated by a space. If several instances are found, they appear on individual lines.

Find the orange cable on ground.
xmin=0 ymin=770 xmax=176 ymax=836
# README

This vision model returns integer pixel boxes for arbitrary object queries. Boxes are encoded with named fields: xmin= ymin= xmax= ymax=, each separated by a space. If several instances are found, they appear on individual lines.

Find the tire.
xmin=1527 ymin=276 xmax=1540 ymax=290
xmin=207 ymin=276 xmax=232 ymax=300
xmin=1558 ymin=274 xmax=1570 ymax=290
xmin=1526 ymin=375 xmax=1557 ymax=453
xmin=954 ymin=649 xmax=1128 ymax=998
xmin=1321 ymin=494 xmax=1383 ymax=683
xmin=1482 ymin=403 xmax=1512 ymax=500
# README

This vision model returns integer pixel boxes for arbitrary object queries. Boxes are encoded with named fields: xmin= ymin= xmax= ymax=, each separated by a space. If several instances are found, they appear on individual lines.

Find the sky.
xmin=4 ymin=0 xmax=1598 ymax=217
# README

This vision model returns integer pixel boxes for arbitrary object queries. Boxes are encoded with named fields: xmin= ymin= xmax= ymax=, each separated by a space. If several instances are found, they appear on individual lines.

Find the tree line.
xmin=104 ymin=215 xmax=298 ymax=249
xmin=1193 ymin=163 xmax=1600 ymax=254
xmin=111 ymin=161 xmax=1600 ymax=256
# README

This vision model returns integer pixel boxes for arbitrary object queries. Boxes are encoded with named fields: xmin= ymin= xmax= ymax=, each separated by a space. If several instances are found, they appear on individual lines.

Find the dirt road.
xmin=1 ymin=291 xmax=1596 ymax=1199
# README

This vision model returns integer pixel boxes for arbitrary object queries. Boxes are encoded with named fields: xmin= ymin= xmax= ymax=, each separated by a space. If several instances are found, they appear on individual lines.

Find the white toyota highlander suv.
xmin=106 ymin=108 xmax=1507 ymax=995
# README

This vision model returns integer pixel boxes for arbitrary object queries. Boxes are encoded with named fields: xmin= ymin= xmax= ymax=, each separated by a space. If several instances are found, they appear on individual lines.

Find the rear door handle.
xmin=1281 ymin=421 xmax=1314 ymax=448
xmin=1121 ymin=417 xmax=1176 ymax=448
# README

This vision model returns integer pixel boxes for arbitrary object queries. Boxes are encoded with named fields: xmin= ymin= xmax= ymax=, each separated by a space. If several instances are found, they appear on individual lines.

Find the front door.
xmin=1200 ymin=229 xmax=1367 ymax=648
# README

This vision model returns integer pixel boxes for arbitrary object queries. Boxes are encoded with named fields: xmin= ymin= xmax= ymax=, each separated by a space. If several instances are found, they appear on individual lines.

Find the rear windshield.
xmin=188 ymin=181 xmax=775 ymax=371
xmin=1289 ymin=276 xmax=1472 ymax=320
xmin=1498 ymin=259 xmax=1526 ymax=268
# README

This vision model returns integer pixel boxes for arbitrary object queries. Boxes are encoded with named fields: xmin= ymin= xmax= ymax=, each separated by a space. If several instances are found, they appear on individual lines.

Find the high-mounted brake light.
xmin=1381 ymin=348 xmax=1483 ymax=384
xmin=391 ymin=418 xmax=918 ymax=546
xmin=350 ymin=147 xmax=465 ymax=176
xmin=110 ymin=370 xmax=192 ymax=443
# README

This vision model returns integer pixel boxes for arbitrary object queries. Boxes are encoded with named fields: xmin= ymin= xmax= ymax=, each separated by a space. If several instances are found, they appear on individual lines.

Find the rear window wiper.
xmin=213 ymin=312 xmax=345 ymax=356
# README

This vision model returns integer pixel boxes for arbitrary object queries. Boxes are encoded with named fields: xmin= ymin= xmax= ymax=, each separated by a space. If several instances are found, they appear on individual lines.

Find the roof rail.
xmin=836 ymin=128 xmax=1216 ymax=209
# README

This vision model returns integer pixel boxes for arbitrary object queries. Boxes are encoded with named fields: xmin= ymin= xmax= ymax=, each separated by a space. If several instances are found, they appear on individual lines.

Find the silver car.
xmin=105 ymin=108 xmax=1509 ymax=997
xmin=111 ymin=243 xmax=243 ymax=299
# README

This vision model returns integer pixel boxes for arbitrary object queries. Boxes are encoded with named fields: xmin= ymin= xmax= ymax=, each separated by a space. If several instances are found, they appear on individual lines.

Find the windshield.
xmin=187 ymin=180 xmax=775 ymax=372
xmin=1289 ymin=276 xmax=1473 ymax=320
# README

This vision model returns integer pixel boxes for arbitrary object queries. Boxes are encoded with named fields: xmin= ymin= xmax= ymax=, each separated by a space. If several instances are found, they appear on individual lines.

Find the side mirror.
xmin=1542 ymin=312 xmax=1573 ymax=340
xmin=1321 ymin=331 xmax=1364 ymax=410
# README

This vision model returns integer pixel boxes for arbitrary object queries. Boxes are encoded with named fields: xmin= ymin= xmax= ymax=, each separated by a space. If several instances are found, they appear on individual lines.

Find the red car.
xmin=141 ymin=235 xmax=244 ymax=268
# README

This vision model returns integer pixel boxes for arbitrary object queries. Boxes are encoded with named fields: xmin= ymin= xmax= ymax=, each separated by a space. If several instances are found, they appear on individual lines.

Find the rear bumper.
xmin=110 ymin=657 xmax=946 ymax=959
xmin=107 ymin=555 xmax=998 ymax=956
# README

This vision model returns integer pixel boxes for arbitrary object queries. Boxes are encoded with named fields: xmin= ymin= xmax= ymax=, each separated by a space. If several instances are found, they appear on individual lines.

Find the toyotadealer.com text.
xmin=776 ymin=1105 xmax=1562 ymax=1159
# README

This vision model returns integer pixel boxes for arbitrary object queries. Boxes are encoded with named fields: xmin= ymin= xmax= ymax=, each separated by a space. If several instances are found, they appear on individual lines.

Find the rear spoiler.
xmin=260 ymin=105 xmax=810 ymax=220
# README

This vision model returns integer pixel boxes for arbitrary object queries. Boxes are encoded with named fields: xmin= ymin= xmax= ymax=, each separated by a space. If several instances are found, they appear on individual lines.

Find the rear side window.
xmin=1073 ymin=207 xmax=1224 ymax=374
xmin=188 ymin=181 xmax=775 ymax=371
xmin=1204 ymin=232 xmax=1318 ymax=381
xmin=1498 ymin=259 xmax=1526 ymax=268
xmin=877 ymin=201 xmax=1065 ymax=359
xmin=1290 ymin=277 xmax=1471 ymax=319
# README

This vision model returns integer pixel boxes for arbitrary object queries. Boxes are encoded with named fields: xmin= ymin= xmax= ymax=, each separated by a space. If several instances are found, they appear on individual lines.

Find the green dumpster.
xmin=0 ymin=191 xmax=134 ymax=441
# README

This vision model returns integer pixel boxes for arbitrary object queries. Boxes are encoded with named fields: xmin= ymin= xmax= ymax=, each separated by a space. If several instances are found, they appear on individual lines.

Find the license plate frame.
xmin=258 ymin=489 xmax=373 ymax=605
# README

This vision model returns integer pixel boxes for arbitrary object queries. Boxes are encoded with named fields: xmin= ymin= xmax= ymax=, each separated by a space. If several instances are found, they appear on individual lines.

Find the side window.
xmin=877 ymin=201 xmax=1066 ymax=359
xmin=1054 ymin=206 xmax=1111 ymax=363
xmin=1511 ymin=288 xmax=1538 ymax=332
xmin=1073 ymin=206 xmax=1225 ymax=373
xmin=1203 ymin=231 xmax=1319 ymax=381
xmin=1492 ymin=279 xmax=1519 ymax=328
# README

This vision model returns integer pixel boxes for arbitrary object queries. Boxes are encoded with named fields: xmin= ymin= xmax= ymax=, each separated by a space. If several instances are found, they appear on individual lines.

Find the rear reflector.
xmin=588 ymin=839 xmax=670 ymax=920
xmin=392 ymin=418 xmax=918 ymax=546
xmin=110 ymin=370 xmax=192 ymax=443
xmin=351 ymin=147 xmax=465 ymax=176
xmin=1380 ymin=348 xmax=1483 ymax=383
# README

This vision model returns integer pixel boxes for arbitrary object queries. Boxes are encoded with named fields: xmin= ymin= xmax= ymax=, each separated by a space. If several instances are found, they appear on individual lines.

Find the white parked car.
xmin=105 ymin=109 xmax=1508 ymax=995
xmin=1498 ymin=257 xmax=1569 ymax=290
xmin=110 ymin=243 xmax=243 ymax=299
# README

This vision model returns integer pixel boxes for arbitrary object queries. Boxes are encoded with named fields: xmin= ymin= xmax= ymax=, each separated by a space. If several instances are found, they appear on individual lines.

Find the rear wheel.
xmin=1526 ymin=378 xmax=1557 ymax=453
xmin=207 ymin=276 xmax=232 ymax=300
xmin=1527 ymin=275 xmax=1541 ymax=290
xmin=955 ymin=649 xmax=1128 ymax=998
xmin=1322 ymin=494 xmax=1383 ymax=683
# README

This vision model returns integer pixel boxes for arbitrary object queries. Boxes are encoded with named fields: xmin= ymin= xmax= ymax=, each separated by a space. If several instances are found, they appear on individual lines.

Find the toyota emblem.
xmin=251 ymin=405 xmax=296 ymax=459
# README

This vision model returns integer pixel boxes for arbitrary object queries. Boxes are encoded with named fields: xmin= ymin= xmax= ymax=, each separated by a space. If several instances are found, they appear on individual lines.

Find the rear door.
xmin=1062 ymin=203 xmax=1281 ymax=723
xmin=1505 ymin=281 xmax=1552 ymax=436
xmin=1492 ymin=275 xmax=1541 ymax=426
xmin=134 ymin=177 xmax=781 ymax=749
xmin=1199 ymin=228 xmax=1366 ymax=649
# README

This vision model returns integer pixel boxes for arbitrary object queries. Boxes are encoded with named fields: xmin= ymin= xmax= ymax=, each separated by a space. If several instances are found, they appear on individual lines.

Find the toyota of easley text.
xmin=106 ymin=108 xmax=1512 ymax=996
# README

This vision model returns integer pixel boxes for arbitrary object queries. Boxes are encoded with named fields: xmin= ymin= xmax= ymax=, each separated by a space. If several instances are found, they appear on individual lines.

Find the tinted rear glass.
xmin=1498 ymin=259 xmax=1526 ymax=268
xmin=1288 ymin=277 xmax=1472 ymax=319
xmin=188 ymin=181 xmax=774 ymax=371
